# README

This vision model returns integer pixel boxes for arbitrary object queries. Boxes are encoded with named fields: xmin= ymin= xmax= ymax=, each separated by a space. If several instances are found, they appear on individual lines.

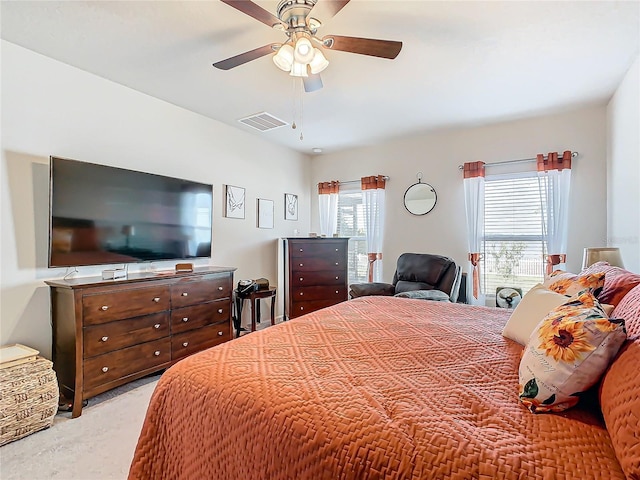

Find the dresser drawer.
xmin=290 ymin=256 xmax=346 ymax=272
xmin=171 ymin=276 xmax=231 ymax=308
xmin=291 ymin=285 xmax=347 ymax=302
xmin=83 ymin=338 xmax=171 ymax=391
xmin=83 ymin=312 xmax=170 ymax=358
xmin=171 ymin=300 xmax=229 ymax=334
xmin=290 ymin=299 xmax=347 ymax=318
xmin=289 ymin=241 xmax=347 ymax=258
xmin=172 ymin=323 xmax=231 ymax=362
xmin=83 ymin=286 xmax=170 ymax=325
xmin=291 ymin=270 xmax=346 ymax=287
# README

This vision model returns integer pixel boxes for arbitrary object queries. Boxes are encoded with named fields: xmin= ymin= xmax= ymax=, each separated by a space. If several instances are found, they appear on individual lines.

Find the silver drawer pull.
xmin=335 ymin=248 xmax=338 ymax=251
xmin=335 ymin=262 xmax=339 ymax=266
xmin=102 ymin=366 xmax=109 ymax=373
xmin=300 ymin=306 xmax=304 ymax=311
xmin=101 ymin=336 xmax=109 ymax=342
xmin=300 ymin=292 xmax=304 ymax=296
xmin=217 ymin=331 xmax=223 ymax=336
xmin=299 ymin=248 xmax=303 ymax=252
xmin=218 ymin=286 xmax=223 ymax=291
xmin=154 ymin=350 xmax=161 ymax=356
xmin=218 ymin=308 xmax=223 ymax=314
xmin=335 ymin=276 xmax=339 ymax=280
xmin=299 ymin=263 xmax=303 ymax=267
xmin=182 ymin=317 xmax=189 ymax=322
xmin=154 ymin=323 xmax=161 ymax=329
xmin=182 ymin=342 xmax=188 ymax=347
xmin=153 ymin=297 xmax=160 ymax=303
xmin=336 ymin=290 xmax=339 ymax=294
xmin=181 ymin=292 xmax=188 ymax=297
xmin=300 ymin=277 xmax=303 ymax=281
xmin=101 ymin=305 xmax=109 ymax=311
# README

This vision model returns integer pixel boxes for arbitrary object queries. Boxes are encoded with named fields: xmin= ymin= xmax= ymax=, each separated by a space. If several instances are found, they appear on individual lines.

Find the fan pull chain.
xmin=291 ymin=77 xmax=297 ymax=130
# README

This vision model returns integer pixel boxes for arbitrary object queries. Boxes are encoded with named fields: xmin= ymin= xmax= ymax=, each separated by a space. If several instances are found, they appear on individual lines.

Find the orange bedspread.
xmin=129 ymin=297 xmax=624 ymax=479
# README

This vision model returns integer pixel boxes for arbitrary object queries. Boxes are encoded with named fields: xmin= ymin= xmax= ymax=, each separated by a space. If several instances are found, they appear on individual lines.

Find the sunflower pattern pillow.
xmin=542 ymin=270 xmax=605 ymax=297
xmin=518 ymin=290 xmax=626 ymax=413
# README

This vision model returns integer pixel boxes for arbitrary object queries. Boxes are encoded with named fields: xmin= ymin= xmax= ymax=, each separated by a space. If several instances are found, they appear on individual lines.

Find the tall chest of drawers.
xmin=46 ymin=266 xmax=235 ymax=417
xmin=284 ymin=238 xmax=349 ymax=319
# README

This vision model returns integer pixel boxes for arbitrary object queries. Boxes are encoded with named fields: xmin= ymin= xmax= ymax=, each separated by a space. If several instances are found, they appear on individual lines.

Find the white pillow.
xmin=501 ymin=284 xmax=568 ymax=345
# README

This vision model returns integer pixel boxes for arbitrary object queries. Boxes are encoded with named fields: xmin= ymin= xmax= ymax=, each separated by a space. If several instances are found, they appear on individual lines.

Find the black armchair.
xmin=349 ymin=253 xmax=462 ymax=302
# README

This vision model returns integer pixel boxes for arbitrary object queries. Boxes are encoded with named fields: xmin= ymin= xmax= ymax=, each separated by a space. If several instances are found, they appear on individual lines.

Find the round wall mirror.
xmin=404 ymin=174 xmax=437 ymax=215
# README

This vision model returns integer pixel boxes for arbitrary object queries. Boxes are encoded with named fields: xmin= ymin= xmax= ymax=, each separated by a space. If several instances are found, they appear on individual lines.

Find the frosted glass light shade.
xmin=309 ymin=48 xmax=329 ymax=74
xmin=273 ymin=44 xmax=294 ymax=71
xmin=289 ymin=61 xmax=308 ymax=77
xmin=582 ymin=247 xmax=624 ymax=270
xmin=293 ymin=37 xmax=314 ymax=63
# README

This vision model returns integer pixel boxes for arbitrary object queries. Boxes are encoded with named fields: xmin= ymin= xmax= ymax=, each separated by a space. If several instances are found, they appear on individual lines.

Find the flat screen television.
xmin=48 ymin=156 xmax=213 ymax=268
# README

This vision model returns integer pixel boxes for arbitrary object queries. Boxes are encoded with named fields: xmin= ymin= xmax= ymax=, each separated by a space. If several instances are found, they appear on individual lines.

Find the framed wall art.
xmin=284 ymin=193 xmax=298 ymax=221
xmin=257 ymin=198 xmax=274 ymax=229
xmin=224 ymin=185 xmax=245 ymax=219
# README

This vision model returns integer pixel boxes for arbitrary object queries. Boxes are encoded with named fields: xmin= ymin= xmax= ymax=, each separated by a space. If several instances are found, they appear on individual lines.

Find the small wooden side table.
xmin=235 ymin=286 xmax=277 ymax=337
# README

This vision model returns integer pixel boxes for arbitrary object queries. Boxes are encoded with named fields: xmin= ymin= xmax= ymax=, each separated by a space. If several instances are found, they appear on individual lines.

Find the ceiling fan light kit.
xmin=214 ymin=0 xmax=402 ymax=91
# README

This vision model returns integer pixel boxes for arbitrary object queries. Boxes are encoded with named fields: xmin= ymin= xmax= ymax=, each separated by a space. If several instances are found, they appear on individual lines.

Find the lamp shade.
xmin=581 ymin=247 xmax=624 ymax=270
xmin=293 ymin=37 xmax=314 ymax=63
xmin=273 ymin=44 xmax=294 ymax=72
xmin=309 ymin=48 xmax=329 ymax=74
xmin=289 ymin=61 xmax=308 ymax=77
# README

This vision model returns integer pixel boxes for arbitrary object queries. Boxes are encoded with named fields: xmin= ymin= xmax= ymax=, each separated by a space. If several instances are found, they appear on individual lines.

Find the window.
xmin=336 ymin=185 xmax=368 ymax=284
xmin=482 ymin=172 xmax=547 ymax=295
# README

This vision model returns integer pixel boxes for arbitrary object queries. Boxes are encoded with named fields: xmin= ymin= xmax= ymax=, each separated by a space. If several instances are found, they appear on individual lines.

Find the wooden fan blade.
xmin=307 ymin=0 xmax=351 ymax=23
xmin=303 ymin=73 xmax=323 ymax=93
xmin=220 ymin=0 xmax=286 ymax=29
xmin=213 ymin=44 xmax=277 ymax=70
xmin=322 ymin=35 xmax=402 ymax=59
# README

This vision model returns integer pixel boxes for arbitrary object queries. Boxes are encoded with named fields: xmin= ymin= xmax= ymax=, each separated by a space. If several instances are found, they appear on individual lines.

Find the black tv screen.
xmin=48 ymin=156 xmax=213 ymax=268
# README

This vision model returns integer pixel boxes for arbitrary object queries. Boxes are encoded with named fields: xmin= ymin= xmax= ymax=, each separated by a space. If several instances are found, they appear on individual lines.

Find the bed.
xmin=129 ymin=274 xmax=640 ymax=479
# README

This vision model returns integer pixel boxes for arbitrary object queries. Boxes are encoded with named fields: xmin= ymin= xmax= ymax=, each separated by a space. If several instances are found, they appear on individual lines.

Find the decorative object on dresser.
xmin=45 ymin=265 xmax=235 ymax=418
xmin=283 ymin=237 xmax=349 ymax=320
xmin=0 ymin=344 xmax=58 ymax=446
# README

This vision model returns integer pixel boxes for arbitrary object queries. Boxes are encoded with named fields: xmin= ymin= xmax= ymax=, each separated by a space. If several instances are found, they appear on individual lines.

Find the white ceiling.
xmin=2 ymin=1 xmax=639 ymax=155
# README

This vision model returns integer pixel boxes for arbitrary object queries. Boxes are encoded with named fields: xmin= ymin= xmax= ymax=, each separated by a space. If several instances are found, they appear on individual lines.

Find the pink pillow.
xmin=612 ymin=283 xmax=640 ymax=338
xmin=583 ymin=262 xmax=640 ymax=307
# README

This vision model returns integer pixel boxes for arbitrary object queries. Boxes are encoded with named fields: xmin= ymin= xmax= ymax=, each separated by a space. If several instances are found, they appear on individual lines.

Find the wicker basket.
xmin=0 ymin=356 xmax=58 ymax=446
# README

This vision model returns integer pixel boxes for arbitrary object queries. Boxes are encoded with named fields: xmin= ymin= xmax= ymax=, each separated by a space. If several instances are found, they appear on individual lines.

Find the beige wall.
xmin=310 ymin=106 xmax=609 ymax=287
xmin=0 ymin=41 xmax=311 ymax=358
xmin=607 ymin=55 xmax=640 ymax=273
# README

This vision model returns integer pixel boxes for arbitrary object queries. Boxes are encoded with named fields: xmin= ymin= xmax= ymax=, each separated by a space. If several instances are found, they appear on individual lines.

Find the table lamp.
xmin=581 ymin=247 xmax=624 ymax=270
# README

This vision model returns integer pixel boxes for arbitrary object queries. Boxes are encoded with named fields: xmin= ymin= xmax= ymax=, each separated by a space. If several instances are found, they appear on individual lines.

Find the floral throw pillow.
xmin=518 ymin=290 xmax=626 ymax=413
xmin=542 ymin=270 xmax=605 ymax=297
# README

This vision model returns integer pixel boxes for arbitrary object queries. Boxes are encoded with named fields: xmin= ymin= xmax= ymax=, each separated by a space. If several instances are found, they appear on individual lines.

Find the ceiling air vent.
xmin=238 ymin=112 xmax=288 ymax=132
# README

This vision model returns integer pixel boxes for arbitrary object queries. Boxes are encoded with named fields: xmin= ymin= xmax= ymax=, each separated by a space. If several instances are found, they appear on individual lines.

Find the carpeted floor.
xmin=0 ymin=318 xmax=278 ymax=480
xmin=0 ymin=373 xmax=160 ymax=480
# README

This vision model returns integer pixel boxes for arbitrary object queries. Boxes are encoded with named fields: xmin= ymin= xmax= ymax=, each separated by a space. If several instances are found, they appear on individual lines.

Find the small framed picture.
xmin=257 ymin=198 xmax=274 ymax=229
xmin=284 ymin=193 xmax=298 ymax=221
xmin=224 ymin=185 xmax=245 ymax=219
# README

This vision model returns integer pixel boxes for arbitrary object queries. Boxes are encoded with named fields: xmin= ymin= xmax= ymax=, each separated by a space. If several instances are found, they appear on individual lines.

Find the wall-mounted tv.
xmin=48 ymin=156 xmax=213 ymax=268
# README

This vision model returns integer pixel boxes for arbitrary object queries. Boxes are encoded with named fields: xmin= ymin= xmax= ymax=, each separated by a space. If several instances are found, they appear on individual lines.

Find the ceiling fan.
xmin=213 ymin=0 xmax=403 ymax=92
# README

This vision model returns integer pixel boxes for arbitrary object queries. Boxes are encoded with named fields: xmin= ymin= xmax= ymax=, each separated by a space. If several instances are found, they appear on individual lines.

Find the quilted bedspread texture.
xmin=129 ymin=296 xmax=624 ymax=480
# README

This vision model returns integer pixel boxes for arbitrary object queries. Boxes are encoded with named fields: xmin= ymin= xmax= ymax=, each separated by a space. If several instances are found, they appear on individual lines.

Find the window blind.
xmin=482 ymin=173 xmax=547 ymax=294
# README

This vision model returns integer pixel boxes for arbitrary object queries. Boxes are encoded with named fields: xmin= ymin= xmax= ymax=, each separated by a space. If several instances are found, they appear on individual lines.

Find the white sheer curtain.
xmin=537 ymin=151 xmax=572 ymax=275
xmin=362 ymin=175 xmax=386 ymax=282
xmin=463 ymin=161 xmax=485 ymax=304
xmin=318 ymin=181 xmax=339 ymax=237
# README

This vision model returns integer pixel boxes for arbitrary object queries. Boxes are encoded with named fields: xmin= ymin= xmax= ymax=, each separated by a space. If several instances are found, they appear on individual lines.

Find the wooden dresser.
xmin=45 ymin=266 xmax=235 ymax=417
xmin=284 ymin=238 xmax=349 ymax=319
